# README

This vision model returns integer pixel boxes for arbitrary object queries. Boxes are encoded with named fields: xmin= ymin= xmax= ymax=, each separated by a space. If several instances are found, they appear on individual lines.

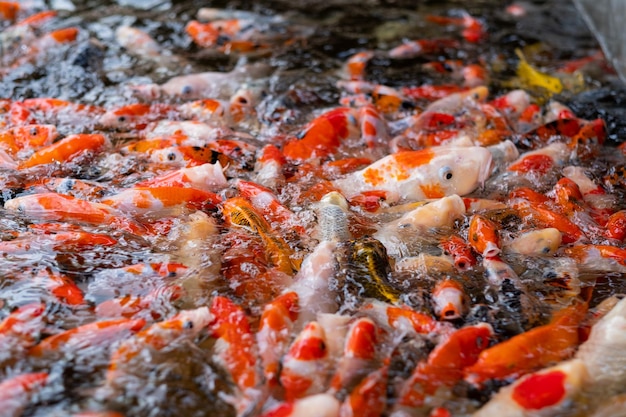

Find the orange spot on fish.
xmin=420 ymin=183 xmax=445 ymax=199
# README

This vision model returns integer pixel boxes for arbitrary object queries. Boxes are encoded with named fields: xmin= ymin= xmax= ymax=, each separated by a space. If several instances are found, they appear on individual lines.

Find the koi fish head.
xmin=422 ymin=146 xmax=493 ymax=198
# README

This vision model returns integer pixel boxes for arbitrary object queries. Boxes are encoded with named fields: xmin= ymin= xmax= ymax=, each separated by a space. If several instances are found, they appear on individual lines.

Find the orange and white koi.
xmin=101 ymin=186 xmax=221 ymax=216
xmin=30 ymin=317 xmax=146 ymax=357
xmin=280 ymin=320 xmax=330 ymax=401
xmin=209 ymin=296 xmax=262 ymax=414
xmin=135 ymin=162 xmax=227 ymax=192
xmin=0 ymin=303 xmax=45 ymax=349
xmin=333 ymin=146 xmax=493 ymax=203
xmin=472 ymin=358 xmax=588 ymax=417
xmin=106 ymin=308 xmax=210 ymax=381
xmin=18 ymin=133 xmax=108 ymax=169
xmin=11 ymin=98 xmax=104 ymax=127
xmin=328 ymin=317 xmax=379 ymax=398
xmin=358 ymin=104 xmax=389 ymax=152
xmin=440 ymin=234 xmax=477 ymax=271
xmin=257 ymin=291 xmax=299 ymax=387
xmin=395 ymin=323 xmax=493 ymax=411
xmin=468 ymin=214 xmax=500 ymax=258
xmin=0 ymin=124 xmax=57 ymax=156
xmin=177 ymin=99 xmax=228 ymax=125
xmin=507 ymin=142 xmax=570 ymax=175
xmin=427 ymin=12 xmax=487 ymax=42
xmin=3 ymin=193 xmax=144 ymax=234
xmin=0 ymin=1 xmax=19 ymax=21
xmin=95 ymin=284 xmax=184 ymax=320
xmin=361 ymin=300 xmax=443 ymax=340
xmin=19 ymin=267 xmax=85 ymax=305
xmin=511 ymin=198 xmax=584 ymax=244
xmin=0 ymin=372 xmax=49 ymax=417
xmin=431 ymin=279 xmax=468 ymax=320
xmin=342 ymin=51 xmax=374 ymax=81
xmin=99 ymin=103 xmax=178 ymax=131
xmin=465 ymin=299 xmax=587 ymax=385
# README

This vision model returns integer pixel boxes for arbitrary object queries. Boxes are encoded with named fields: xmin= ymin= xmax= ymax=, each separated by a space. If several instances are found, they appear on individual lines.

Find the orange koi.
xmin=3 ymin=193 xmax=144 ymax=234
xmin=465 ymin=300 xmax=587 ymax=385
xmin=185 ymin=19 xmax=244 ymax=48
xmin=0 ymin=124 xmax=57 ymax=156
xmin=397 ymin=323 xmax=493 ymax=409
xmin=552 ymin=177 xmax=585 ymax=216
xmin=358 ymin=104 xmax=388 ymax=150
xmin=30 ymin=318 xmax=146 ymax=357
xmin=280 ymin=321 xmax=330 ymax=402
xmin=21 ymin=267 xmax=85 ymax=305
xmin=16 ymin=10 xmax=57 ymax=27
xmin=362 ymin=300 xmax=441 ymax=336
xmin=0 ymin=1 xmax=18 ymax=20
xmin=343 ymin=51 xmax=374 ymax=81
xmin=283 ymin=107 xmax=357 ymax=161
xmin=101 ymin=186 xmax=221 ymax=215
xmin=564 ymin=244 xmax=626 ymax=267
xmin=605 ymin=210 xmax=626 ymax=241
xmin=19 ymin=133 xmax=108 ymax=169
xmin=257 ymin=291 xmax=299 ymax=386
xmin=0 ymin=303 xmax=45 ymax=348
xmin=513 ymin=199 xmax=584 ymax=243
xmin=209 ymin=296 xmax=261 ymax=413
xmin=431 ymin=279 xmax=468 ymax=320
xmin=99 ymin=103 xmax=177 ymax=130
xmin=468 ymin=214 xmax=500 ymax=258
xmin=440 ymin=235 xmax=477 ymax=271
xmin=177 ymin=98 xmax=227 ymax=123
xmin=0 ymin=372 xmax=48 ymax=417
xmin=339 ymin=365 xmax=388 ymax=417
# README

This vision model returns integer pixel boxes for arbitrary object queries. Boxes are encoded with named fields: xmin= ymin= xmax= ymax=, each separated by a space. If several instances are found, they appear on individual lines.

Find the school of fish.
xmin=1 ymin=1 xmax=626 ymax=417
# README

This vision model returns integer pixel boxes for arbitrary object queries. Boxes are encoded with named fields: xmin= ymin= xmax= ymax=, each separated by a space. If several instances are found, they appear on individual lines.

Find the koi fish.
xmin=30 ymin=318 xmax=146 ymax=357
xmin=18 ymin=133 xmax=108 ymax=169
xmin=3 ymin=193 xmax=145 ymax=234
xmin=395 ymin=323 xmax=493 ymax=411
xmin=388 ymin=38 xmax=459 ymax=59
xmin=343 ymin=236 xmax=400 ymax=304
xmin=465 ymin=299 xmax=587 ymax=385
xmin=115 ymin=26 xmax=161 ymax=59
xmin=328 ymin=317 xmax=379 ymax=398
xmin=282 ymin=107 xmax=359 ymax=161
xmin=514 ymin=49 xmax=563 ymax=95
xmin=339 ymin=364 xmax=388 ymax=417
xmin=0 ymin=303 xmax=45 ymax=350
xmin=440 ymin=234 xmax=477 ymax=271
xmin=130 ymin=62 xmax=270 ymax=100
xmin=222 ymin=196 xmax=297 ymax=275
xmin=280 ymin=321 xmax=330 ymax=401
xmin=504 ymin=228 xmax=562 ymax=256
xmin=101 ymin=186 xmax=221 ymax=216
xmin=342 ymin=51 xmax=374 ymax=81
xmin=0 ymin=124 xmax=58 ymax=156
xmin=468 ymin=214 xmax=500 ymax=258
xmin=318 ymin=191 xmax=352 ymax=242
xmin=431 ymin=279 xmax=468 ymax=320
xmin=106 ymin=307 xmax=211 ymax=382
xmin=209 ymin=296 xmax=262 ymax=415
xmin=135 ymin=161 xmax=227 ymax=192
xmin=333 ymin=146 xmax=493 ymax=203
xmin=0 ymin=372 xmax=48 ymax=417
xmin=257 ymin=291 xmax=299 ymax=387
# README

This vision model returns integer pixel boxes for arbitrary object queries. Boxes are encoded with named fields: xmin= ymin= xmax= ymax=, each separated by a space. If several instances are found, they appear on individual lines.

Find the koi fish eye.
xmin=439 ymin=166 xmax=454 ymax=181
xmin=181 ymin=85 xmax=193 ymax=96
xmin=183 ymin=320 xmax=194 ymax=329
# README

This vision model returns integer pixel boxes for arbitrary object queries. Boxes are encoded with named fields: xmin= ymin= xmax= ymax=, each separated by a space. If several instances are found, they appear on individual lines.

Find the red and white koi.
xmin=333 ymin=146 xmax=493 ymax=203
xmin=260 ymin=393 xmax=340 ymax=417
xmin=280 ymin=320 xmax=331 ymax=401
xmin=431 ymin=279 xmax=468 ymax=320
xmin=0 ymin=372 xmax=49 ymax=417
xmin=388 ymin=38 xmax=460 ymax=59
xmin=135 ymin=162 xmax=227 ymax=192
xmin=101 ymin=186 xmax=221 ymax=216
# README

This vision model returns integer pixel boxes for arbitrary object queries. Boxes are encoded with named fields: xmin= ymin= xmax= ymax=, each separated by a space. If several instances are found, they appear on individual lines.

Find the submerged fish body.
xmin=333 ymin=146 xmax=493 ymax=203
